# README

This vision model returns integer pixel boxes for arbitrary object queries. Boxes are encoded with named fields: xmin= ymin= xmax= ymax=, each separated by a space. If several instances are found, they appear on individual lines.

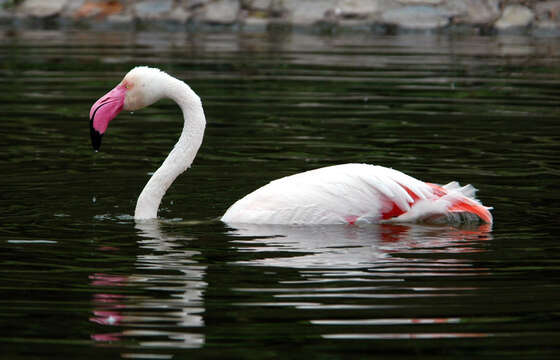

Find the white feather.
xmin=221 ymin=163 xmax=434 ymax=225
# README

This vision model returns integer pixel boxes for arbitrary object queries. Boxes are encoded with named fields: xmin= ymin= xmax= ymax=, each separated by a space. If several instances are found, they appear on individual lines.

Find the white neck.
xmin=134 ymin=78 xmax=206 ymax=219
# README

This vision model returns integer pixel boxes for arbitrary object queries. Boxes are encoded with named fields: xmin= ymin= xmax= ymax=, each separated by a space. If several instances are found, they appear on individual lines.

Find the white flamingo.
xmin=89 ymin=67 xmax=492 ymax=225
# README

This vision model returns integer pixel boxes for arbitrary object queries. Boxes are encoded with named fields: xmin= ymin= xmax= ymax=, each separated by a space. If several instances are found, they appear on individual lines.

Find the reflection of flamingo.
xmin=229 ymin=223 xmax=492 ymax=269
xmin=90 ymin=66 xmax=492 ymax=224
xmin=89 ymin=221 xmax=206 ymax=349
xmin=229 ymin=224 xmax=493 ymax=340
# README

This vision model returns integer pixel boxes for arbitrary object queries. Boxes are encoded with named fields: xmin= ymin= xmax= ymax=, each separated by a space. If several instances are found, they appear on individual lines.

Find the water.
xmin=1 ymin=29 xmax=559 ymax=359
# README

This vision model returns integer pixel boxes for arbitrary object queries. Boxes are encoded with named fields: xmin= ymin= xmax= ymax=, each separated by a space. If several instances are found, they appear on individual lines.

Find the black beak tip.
xmin=90 ymin=119 xmax=103 ymax=151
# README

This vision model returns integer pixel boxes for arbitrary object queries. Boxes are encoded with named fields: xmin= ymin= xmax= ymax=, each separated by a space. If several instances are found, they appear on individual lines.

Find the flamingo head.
xmin=89 ymin=66 xmax=168 ymax=151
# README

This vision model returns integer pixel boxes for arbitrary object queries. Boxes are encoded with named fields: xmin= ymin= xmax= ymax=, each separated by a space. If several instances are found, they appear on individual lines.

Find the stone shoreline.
xmin=2 ymin=0 xmax=560 ymax=35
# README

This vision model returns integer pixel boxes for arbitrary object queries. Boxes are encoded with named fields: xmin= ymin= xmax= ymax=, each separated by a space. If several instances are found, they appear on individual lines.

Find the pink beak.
xmin=89 ymin=84 xmax=127 ymax=151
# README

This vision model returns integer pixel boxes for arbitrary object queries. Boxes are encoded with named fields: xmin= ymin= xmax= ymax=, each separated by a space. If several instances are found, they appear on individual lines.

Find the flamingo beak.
xmin=89 ymin=84 xmax=127 ymax=151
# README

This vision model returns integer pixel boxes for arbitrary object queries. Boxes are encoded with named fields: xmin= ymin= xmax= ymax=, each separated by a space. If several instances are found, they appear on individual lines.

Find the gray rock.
xmin=201 ymin=0 xmax=240 ymax=24
xmin=283 ymin=0 xmax=337 ymax=25
xmin=243 ymin=0 xmax=283 ymax=19
xmin=450 ymin=0 xmax=500 ymax=25
xmin=62 ymin=0 xmax=86 ymax=16
xmin=443 ymin=0 xmax=469 ymax=16
xmin=334 ymin=0 xmax=380 ymax=19
xmin=18 ymin=0 xmax=67 ymax=18
xmin=246 ymin=0 xmax=274 ymax=11
xmin=381 ymin=6 xmax=450 ymax=30
xmin=181 ymin=0 xmax=210 ymax=10
xmin=495 ymin=5 xmax=534 ymax=30
xmin=0 ymin=0 xmax=11 ymax=19
xmin=134 ymin=0 xmax=174 ymax=20
xmin=535 ymin=1 xmax=560 ymax=21
xmin=397 ymin=0 xmax=443 ymax=4
xmin=168 ymin=5 xmax=191 ymax=23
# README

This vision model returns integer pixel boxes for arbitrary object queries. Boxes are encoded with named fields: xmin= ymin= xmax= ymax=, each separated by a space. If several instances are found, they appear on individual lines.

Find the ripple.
xmin=323 ymin=332 xmax=492 ymax=339
xmin=6 ymin=240 xmax=57 ymax=244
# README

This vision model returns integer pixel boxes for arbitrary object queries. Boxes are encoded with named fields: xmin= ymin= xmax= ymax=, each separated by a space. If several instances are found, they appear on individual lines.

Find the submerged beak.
xmin=89 ymin=84 xmax=127 ymax=151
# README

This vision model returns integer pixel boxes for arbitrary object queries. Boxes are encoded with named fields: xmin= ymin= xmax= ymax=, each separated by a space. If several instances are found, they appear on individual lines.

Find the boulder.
xmin=282 ymin=0 xmax=337 ymax=25
xmin=134 ymin=0 xmax=174 ymax=20
xmin=449 ymin=0 xmax=500 ymax=25
xmin=201 ymin=0 xmax=240 ymax=24
xmin=495 ymin=5 xmax=534 ymax=30
xmin=397 ymin=0 xmax=443 ymax=4
xmin=167 ymin=6 xmax=191 ymax=23
xmin=18 ymin=0 xmax=67 ymax=18
xmin=70 ymin=1 xmax=125 ymax=19
xmin=181 ymin=0 xmax=210 ymax=10
xmin=335 ymin=0 xmax=380 ymax=19
xmin=381 ymin=5 xmax=450 ymax=30
xmin=535 ymin=1 xmax=560 ymax=21
xmin=245 ymin=0 xmax=274 ymax=11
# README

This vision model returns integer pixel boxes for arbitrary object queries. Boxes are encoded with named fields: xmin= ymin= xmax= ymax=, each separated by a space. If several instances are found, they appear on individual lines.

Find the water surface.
xmin=1 ymin=30 xmax=559 ymax=359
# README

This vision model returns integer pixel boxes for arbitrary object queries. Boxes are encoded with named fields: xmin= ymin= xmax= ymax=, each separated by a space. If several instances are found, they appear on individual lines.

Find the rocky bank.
xmin=2 ymin=0 xmax=560 ymax=34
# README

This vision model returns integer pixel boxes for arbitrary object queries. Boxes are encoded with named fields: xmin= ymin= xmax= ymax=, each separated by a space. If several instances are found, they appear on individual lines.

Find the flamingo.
xmin=89 ymin=67 xmax=492 ymax=225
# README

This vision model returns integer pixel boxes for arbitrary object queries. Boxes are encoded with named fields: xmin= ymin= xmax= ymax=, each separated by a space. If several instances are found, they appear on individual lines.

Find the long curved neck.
xmin=134 ymin=78 xmax=206 ymax=220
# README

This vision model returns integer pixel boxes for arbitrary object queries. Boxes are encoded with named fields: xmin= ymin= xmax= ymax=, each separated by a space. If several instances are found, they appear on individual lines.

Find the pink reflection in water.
xmin=88 ymin=221 xmax=207 ymax=350
xmin=89 ymin=273 xmax=129 ymax=342
xmin=90 ymin=310 xmax=124 ymax=326
xmin=91 ymin=333 xmax=122 ymax=342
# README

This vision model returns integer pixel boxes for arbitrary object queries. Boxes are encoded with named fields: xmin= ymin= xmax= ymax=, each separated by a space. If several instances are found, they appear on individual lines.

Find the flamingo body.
xmin=221 ymin=163 xmax=492 ymax=225
xmin=89 ymin=66 xmax=492 ymax=225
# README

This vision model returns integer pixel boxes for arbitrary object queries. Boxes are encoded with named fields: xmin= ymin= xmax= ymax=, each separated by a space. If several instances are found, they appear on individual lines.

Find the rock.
xmin=282 ymin=0 xmax=337 ymax=25
xmin=18 ymin=0 xmax=67 ymax=18
xmin=535 ymin=1 xmax=560 ymax=21
xmin=70 ymin=1 xmax=125 ymax=20
xmin=201 ymin=0 xmax=240 ymax=24
xmin=0 ymin=0 xmax=11 ymax=19
xmin=534 ymin=1 xmax=560 ymax=33
xmin=181 ymin=0 xmax=210 ymax=10
xmin=495 ymin=5 xmax=534 ymax=30
xmin=335 ymin=0 xmax=380 ymax=19
xmin=397 ymin=0 xmax=443 ymax=4
xmin=243 ymin=0 xmax=283 ymax=19
xmin=134 ymin=0 xmax=174 ymax=20
xmin=381 ymin=5 xmax=450 ymax=30
xmin=63 ymin=0 xmax=85 ymax=17
xmin=8 ymin=0 xmax=560 ymax=34
xmin=167 ymin=5 xmax=191 ymax=23
xmin=443 ymin=0 xmax=469 ymax=16
xmin=449 ymin=0 xmax=500 ymax=25
xmin=246 ymin=0 xmax=274 ymax=11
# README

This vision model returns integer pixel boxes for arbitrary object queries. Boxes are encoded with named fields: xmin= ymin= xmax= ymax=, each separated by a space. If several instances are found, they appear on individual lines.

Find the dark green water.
xmin=1 ymin=30 xmax=559 ymax=359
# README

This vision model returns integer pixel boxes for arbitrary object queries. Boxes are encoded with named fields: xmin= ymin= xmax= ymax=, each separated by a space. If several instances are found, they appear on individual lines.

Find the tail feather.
xmin=427 ymin=183 xmax=493 ymax=224
xmin=448 ymin=199 xmax=493 ymax=224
